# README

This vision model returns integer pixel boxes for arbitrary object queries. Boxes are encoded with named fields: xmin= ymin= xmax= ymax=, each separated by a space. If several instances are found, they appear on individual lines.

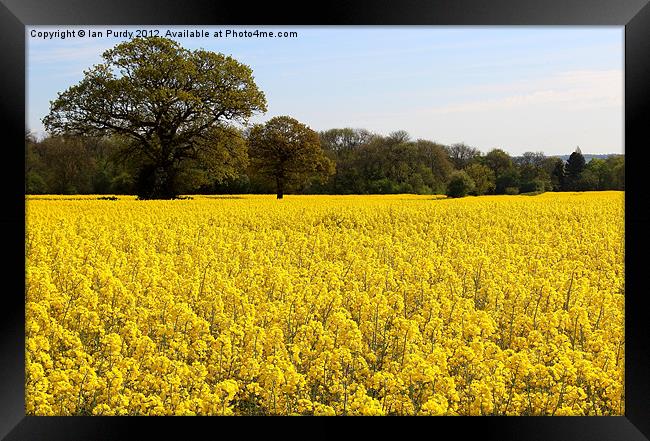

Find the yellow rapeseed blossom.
xmin=25 ymin=192 xmax=624 ymax=415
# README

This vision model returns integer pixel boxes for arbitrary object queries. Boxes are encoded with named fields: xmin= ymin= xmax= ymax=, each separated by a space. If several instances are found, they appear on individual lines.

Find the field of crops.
xmin=25 ymin=192 xmax=624 ymax=416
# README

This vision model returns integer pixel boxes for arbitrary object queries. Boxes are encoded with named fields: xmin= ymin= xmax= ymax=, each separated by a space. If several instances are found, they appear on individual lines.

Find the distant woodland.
xmin=26 ymin=129 xmax=624 ymax=197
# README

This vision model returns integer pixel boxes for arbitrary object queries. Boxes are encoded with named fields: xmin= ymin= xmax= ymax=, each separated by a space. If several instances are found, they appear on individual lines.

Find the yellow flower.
xmin=25 ymin=193 xmax=624 ymax=415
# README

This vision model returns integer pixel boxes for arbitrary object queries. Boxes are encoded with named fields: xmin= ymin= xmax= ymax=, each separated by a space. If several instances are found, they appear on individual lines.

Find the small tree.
xmin=415 ymin=140 xmax=454 ymax=190
xmin=519 ymin=178 xmax=546 ymax=194
xmin=607 ymin=155 xmax=625 ymax=190
xmin=387 ymin=130 xmax=411 ymax=144
xmin=585 ymin=158 xmax=608 ymax=190
xmin=565 ymin=147 xmax=586 ymax=191
xmin=495 ymin=168 xmax=520 ymax=195
xmin=446 ymin=170 xmax=475 ymax=198
xmin=446 ymin=143 xmax=481 ymax=169
xmin=484 ymin=148 xmax=513 ymax=178
xmin=576 ymin=169 xmax=599 ymax=191
xmin=464 ymin=163 xmax=495 ymax=195
xmin=550 ymin=158 xmax=566 ymax=191
xmin=248 ymin=116 xmax=334 ymax=199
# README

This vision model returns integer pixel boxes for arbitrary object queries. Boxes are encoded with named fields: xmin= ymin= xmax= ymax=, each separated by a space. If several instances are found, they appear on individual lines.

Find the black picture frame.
xmin=2 ymin=0 xmax=649 ymax=439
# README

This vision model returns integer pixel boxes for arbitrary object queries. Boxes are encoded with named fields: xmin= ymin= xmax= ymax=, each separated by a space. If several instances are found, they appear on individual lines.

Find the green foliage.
xmin=484 ymin=149 xmax=513 ymax=178
xmin=446 ymin=143 xmax=481 ymax=169
xmin=26 ymin=135 xmax=132 ymax=194
xmin=26 ymin=172 xmax=47 ymax=194
xmin=576 ymin=169 xmax=599 ymax=191
xmin=609 ymin=155 xmax=625 ymax=190
xmin=446 ymin=171 xmax=475 ymax=198
xmin=464 ymin=163 xmax=495 ymax=195
xmin=584 ymin=156 xmax=625 ymax=190
xmin=330 ymin=135 xmax=452 ymax=195
xmin=495 ymin=168 xmax=520 ymax=195
xmin=565 ymin=149 xmax=586 ymax=190
xmin=111 ymin=171 xmax=135 ymax=194
xmin=519 ymin=178 xmax=546 ymax=194
xmin=550 ymin=158 xmax=566 ymax=191
xmin=366 ymin=178 xmax=400 ymax=194
xmin=320 ymin=128 xmax=373 ymax=156
xmin=248 ymin=116 xmax=335 ymax=199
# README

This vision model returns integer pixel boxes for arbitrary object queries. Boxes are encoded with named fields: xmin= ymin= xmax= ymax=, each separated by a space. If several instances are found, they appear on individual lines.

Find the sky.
xmin=27 ymin=26 xmax=624 ymax=156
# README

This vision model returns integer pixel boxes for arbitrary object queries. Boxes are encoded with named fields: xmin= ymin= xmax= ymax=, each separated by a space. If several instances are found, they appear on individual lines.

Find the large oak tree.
xmin=43 ymin=37 xmax=267 ymax=199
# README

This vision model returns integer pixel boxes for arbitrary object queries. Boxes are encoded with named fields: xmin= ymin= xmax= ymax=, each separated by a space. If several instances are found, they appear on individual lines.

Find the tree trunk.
xmin=276 ymin=176 xmax=284 ymax=199
xmin=136 ymin=162 xmax=178 ymax=199
xmin=152 ymin=165 xmax=177 ymax=199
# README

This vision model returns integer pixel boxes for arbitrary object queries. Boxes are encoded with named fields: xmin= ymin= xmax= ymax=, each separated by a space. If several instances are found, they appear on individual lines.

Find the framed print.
xmin=2 ymin=0 xmax=649 ymax=439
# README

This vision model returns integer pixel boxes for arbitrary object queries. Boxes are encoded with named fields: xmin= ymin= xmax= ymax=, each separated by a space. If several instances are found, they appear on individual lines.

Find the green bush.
xmin=495 ymin=169 xmax=520 ymax=194
xmin=519 ymin=178 xmax=545 ymax=193
xmin=367 ymin=178 xmax=400 ymax=194
xmin=446 ymin=171 xmax=475 ymax=198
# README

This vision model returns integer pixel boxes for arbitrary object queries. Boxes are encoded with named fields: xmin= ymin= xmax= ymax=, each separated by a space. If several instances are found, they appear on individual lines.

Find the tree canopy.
xmin=446 ymin=143 xmax=481 ymax=170
xmin=446 ymin=170 xmax=475 ymax=198
xmin=247 ymin=116 xmax=334 ymax=199
xmin=565 ymin=148 xmax=587 ymax=191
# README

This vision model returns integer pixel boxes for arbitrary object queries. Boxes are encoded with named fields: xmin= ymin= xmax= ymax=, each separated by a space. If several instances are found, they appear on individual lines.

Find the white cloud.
xmin=306 ymin=69 xmax=624 ymax=154
xmin=427 ymin=69 xmax=622 ymax=114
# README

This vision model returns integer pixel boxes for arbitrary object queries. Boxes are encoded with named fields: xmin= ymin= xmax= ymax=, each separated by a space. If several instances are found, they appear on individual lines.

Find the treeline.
xmin=26 ymin=133 xmax=134 ymax=195
xmin=25 ymin=128 xmax=624 ymax=196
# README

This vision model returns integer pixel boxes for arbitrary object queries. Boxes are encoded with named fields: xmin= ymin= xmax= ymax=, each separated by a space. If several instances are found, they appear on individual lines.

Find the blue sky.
xmin=27 ymin=26 xmax=623 ymax=155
